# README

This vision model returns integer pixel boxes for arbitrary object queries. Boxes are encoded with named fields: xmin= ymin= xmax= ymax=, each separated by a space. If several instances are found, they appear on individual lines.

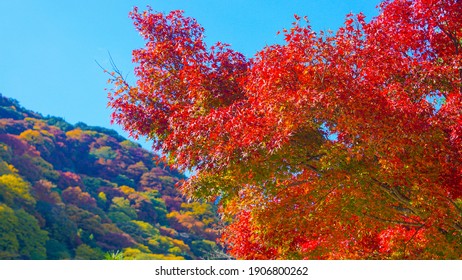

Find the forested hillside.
xmin=0 ymin=93 xmax=222 ymax=260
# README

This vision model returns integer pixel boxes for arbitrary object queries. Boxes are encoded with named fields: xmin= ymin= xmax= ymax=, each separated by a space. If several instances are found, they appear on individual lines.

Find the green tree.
xmin=0 ymin=204 xmax=48 ymax=259
xmin=75 ymin=244 xmax=104 ymax=260
xmin=46 ymin=239 xmax=72 ymax=260
xmin=15 ymin=208 xmax=48 ymax=259
xmin=109 ymin=197 xmax=137 ymax=219
xmin=91 ymin=146 xmax=117 ymax=160
xmin=0 ymin=203 xmax=20 ymax=259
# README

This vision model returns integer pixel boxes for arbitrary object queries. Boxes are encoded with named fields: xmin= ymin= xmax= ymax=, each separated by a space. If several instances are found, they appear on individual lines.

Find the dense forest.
xmin=0 ymin=93 xmax=223 ymax=260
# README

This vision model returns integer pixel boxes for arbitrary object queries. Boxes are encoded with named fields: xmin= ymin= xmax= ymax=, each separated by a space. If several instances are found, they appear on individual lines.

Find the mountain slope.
xmin=0 ymin=93 xmax=222 ymax=260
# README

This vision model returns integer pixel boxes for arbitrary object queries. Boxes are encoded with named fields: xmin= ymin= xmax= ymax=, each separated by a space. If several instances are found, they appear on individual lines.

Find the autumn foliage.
xmin=108 ymin=0 xmax=462 ymax=259
xmin=0 ymin=95 xmax=221 ymax=259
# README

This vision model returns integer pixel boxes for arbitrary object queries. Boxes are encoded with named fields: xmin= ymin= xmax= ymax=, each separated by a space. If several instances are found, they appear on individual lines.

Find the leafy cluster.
xmin=108 ymin=0 xmax=462 ymax=259
xmin=0 ymin=94 xmax=221 ymax=260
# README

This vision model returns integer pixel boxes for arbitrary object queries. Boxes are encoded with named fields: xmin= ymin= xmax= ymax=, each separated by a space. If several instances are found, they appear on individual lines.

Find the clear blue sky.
xmin=0 ymin=0 xmax=380 ymax=149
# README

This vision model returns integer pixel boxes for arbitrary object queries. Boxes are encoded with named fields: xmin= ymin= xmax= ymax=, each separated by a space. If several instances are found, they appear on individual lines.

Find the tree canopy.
xmin=108 ymin=0 xmax=462 ymax=259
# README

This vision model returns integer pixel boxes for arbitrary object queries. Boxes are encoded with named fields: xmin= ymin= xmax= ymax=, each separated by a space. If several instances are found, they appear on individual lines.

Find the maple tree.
xmin=108 ymin=0 xmax=462 ymax=259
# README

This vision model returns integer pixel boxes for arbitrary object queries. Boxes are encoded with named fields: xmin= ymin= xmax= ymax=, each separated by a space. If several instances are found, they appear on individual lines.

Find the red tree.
xmin=108 ymin=0 xmax=462 ymax=259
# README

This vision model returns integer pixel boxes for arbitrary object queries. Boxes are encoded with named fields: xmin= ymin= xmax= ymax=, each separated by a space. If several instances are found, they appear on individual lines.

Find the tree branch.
xmin=363 ymin=213 xmax=423 ymax=227
xmin=371 ymin=177 xmax=422 ymax=218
